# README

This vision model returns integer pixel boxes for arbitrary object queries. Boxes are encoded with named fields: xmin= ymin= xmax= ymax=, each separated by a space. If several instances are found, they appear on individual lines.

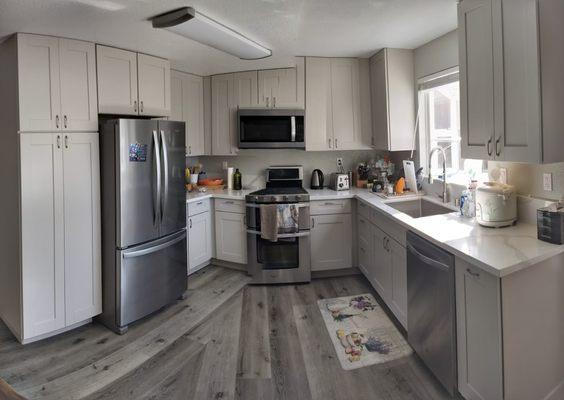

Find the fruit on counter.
xmin=199 ymin=178 xmax=224 ymax=187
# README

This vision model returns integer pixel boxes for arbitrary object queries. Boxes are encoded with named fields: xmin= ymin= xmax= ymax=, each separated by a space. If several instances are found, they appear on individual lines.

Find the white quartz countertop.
xmin=186 ymin=187 xmax=564 ymax=278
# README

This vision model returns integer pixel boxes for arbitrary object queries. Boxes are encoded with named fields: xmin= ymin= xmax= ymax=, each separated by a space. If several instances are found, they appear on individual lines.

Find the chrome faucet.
xmin=428 ymin=146 xmax=448 ymax=203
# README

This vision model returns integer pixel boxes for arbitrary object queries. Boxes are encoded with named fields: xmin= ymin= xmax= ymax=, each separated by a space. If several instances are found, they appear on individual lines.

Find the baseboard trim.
xmin=21 ymin=318 xmax=92 ymax=345
xmin=312 ymin=267 xmax=361 ymax=279
xmin=211 ymin=259 xmax=249 ymax=272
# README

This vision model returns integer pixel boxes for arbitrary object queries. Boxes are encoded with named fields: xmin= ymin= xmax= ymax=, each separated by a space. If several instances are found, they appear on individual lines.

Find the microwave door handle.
xmin=291 ymin=116 xmax=296 ymax=142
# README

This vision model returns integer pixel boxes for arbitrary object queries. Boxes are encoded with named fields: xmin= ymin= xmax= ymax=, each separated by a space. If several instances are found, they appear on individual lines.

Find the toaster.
xmin=537 ymin=204 xmax=564 ymax=244
xmin=329 ymin=173 xmax=350 ymax=191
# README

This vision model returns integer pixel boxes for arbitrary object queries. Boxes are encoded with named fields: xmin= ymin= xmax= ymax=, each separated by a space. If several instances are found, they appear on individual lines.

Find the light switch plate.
xmin=543 ymin=173 xmax=553 ymax=191
xmin=499 ymin=168 xmax=507 ymax=184
xmin=222 ymin=161 xmax=228 ymax=170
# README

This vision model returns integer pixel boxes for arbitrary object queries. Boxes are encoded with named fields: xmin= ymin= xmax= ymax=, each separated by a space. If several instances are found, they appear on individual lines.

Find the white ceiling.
xmin=0 ymin=0 xmax=458 ymax=76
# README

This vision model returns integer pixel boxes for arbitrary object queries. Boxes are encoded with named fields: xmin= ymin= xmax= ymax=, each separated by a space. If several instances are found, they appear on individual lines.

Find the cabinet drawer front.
xmin=370 ymin=208 xmax=406 ymax=246
xmin=188 ymin=198 xmax=211 ymax=216
xmin=310 ymin=199 xmax=352 ymax=215
xmin=215 ymin=198 xmax=245 ymax=214
xmin=357 ymin=200 xmax=370 ymax=219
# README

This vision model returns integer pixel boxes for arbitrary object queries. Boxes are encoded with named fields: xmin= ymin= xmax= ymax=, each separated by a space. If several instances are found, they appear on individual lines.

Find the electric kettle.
xmin=311 ymin=169 xmax=324 ymax=189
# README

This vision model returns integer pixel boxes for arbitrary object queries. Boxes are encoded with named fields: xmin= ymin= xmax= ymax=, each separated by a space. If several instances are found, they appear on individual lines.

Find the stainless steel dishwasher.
xmin=406 ymin=231 xmax=457 ymax=396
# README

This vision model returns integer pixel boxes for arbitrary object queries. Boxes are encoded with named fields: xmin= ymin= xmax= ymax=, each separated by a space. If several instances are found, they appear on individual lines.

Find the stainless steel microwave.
xmin=238 ymin=108 xmax=305 ymax=149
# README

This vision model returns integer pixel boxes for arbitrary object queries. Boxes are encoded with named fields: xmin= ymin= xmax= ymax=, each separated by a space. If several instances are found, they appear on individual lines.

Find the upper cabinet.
xmin=17 ymin=33 xmax=97 ymax=132
xmin=258 ymin=58 xmax=305 ymax=108
xmin=459 ymin=0 xmax=564 ymax=163
xmin=97 ymin=45 xmax=170 ymax=117
xmin=369 ymin=48 xmax=415 ymax=151
xmin=305 ymin=57 xmax=371 ymax=151
xmin=171 ymin=70 xmax=205 ymax=156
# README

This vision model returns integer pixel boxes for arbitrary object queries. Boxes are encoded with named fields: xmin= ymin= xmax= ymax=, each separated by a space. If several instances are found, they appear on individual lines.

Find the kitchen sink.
xmin=384 ymin=198 xmax=455 ymax=218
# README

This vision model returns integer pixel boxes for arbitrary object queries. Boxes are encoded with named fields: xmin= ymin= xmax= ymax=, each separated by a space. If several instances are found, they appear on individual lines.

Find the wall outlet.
xmin=543 ymin=173 xmax=553 ymax=191
xmin=222 ymin=161 xmax=228 ymax=170
xmin=336 ymin=158 xmax=343 ymax=170
xmin=499 ymin=168 xmax=507 ymax=184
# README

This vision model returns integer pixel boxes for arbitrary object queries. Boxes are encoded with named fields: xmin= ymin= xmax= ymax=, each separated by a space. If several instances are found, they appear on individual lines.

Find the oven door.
xmin=247 ymin=230 xmax=311 ymax=284
xmin=238 ymin=109 xmax=305 ymax=149
xmin=246 ymin=203 xmax=310 ymax=231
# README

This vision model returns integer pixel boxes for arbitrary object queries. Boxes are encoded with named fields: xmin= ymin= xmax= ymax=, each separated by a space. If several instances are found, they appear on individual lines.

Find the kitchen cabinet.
xmin=17 ymin=33 xmax=97 ymax=132
xmin=459 ymin=0 xmax=564 ymax=163
xmin=10 ymin=132 xmax=102 ymax=342
xmin=310 ymin=200 xmax=352 ymax=271
xmin=305 ymin=57 xmax=370 ymax=151
xmin=369 ymin=48 xmax=415 ymax=151
xmin=258 ymin=59 xmax=305 ymax=108
xmin=171 ymin=70 xmax=205 ymax=156
xmin=370 ymin=225 xmax=391 ymax=298
xmin=211 ymin=71 xmax=258 ymax=155
xmin=187 ymin=202 xmax=213 ymax=275
xmin=214 ymin=200 xmax=247 ymax=264
xmin=97 ymin=45 xmax=171 ymax=117
xmin=388 ymin=237 xmax=407 ymax=327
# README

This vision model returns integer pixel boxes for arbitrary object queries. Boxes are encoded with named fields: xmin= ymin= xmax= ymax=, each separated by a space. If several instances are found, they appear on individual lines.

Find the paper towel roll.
xmin=227 ymin=167 xmax=234 ymax=189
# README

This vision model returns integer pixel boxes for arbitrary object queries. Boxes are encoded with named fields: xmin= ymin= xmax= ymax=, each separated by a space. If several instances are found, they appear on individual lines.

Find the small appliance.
xmin=537 ymin=203 xmax=564 ymax=244
xmin=310 ymin=169 xmax=324 ymax=189
xmin=475 ymin=182 xmax=517 ymax=227
xmin=329 ymin=173 xmax=350 ymax=191
xmin=238 ymin=108 xmax=305 ymax=149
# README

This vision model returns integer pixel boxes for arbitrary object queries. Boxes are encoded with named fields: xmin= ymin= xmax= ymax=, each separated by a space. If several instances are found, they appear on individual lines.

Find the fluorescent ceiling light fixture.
xmin=151 ymin=7 xmax=272 ymax=60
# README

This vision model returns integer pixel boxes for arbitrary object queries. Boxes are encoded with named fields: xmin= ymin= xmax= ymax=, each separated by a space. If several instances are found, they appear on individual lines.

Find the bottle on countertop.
xmin=233 ymin=168 xmax=242 ymax=190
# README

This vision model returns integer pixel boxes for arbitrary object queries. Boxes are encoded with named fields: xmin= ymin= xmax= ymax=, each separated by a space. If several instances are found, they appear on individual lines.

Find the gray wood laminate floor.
xmin=0 ymin=267 xmax=453 ymax=400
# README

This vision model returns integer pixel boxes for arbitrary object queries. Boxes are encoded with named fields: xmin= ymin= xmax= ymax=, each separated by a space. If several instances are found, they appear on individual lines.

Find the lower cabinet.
xmin=187 ymin=209 xmax=213 ymax=275
xmin=310 ymin=201 xmax=353 ymax=271
xmin=215 ymin=208 xmax=247 ymax=264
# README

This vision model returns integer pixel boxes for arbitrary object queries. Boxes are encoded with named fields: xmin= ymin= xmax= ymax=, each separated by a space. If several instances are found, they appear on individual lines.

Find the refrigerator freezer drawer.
xmin=118 ymin=230 xmax=187 ymax=329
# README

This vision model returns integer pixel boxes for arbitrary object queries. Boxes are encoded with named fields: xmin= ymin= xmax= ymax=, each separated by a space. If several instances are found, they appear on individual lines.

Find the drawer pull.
xmin=466 ymin=268 xmax=480 ymax=278
xmin=224 ymin=200 xmax=234 ymax=204
xmin=196 ymin=201 xmax=203 ymax=205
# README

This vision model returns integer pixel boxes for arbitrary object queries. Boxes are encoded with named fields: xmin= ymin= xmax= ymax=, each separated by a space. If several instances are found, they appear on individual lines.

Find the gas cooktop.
xmin=246 ymin=187 xmax=310 ymax=204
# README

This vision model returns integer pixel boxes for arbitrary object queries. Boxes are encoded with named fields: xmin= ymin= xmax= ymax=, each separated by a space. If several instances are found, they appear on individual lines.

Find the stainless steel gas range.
xmin=245 ymin=166 xmax=311 ymax=284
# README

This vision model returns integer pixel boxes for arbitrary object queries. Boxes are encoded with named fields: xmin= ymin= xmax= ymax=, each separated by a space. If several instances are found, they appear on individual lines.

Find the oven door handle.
xmin=246 ymin=203 xmax=310 ymax=209
xmin=246 ymin=229 xmax=310 ymax=238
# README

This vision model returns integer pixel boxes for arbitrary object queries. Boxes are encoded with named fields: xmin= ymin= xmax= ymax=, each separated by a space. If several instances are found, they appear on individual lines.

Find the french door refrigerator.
xmin=99 ymin=119 xmax=187 ymax=334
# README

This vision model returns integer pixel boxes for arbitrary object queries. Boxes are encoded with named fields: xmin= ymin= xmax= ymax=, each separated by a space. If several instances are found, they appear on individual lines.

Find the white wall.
xmin=414 ymin=30 xmax=459 ymax=80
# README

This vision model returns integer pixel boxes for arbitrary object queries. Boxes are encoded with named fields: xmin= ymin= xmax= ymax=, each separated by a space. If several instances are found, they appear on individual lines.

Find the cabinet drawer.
xmin=188 ymin=198 xmax=210 ymax=217
xmin=215 ymin=198 xmax=245 ymax=214
xmin=357 ymin=200 xmax=370 ymax=219
xmin=370 ymin=208 xmax=406 ymax=246
xmin=310 ymin=199 xmax=352 ymax=215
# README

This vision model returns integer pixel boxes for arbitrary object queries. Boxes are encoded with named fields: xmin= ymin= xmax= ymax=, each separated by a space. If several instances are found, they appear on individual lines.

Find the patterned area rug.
xmin=318 ymin=294 xmax=412 ymax=370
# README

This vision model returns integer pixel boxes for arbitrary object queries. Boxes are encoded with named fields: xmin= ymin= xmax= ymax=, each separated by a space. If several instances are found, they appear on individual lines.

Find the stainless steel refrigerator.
xmin=99 ymin=119 xmax=187 ymax=334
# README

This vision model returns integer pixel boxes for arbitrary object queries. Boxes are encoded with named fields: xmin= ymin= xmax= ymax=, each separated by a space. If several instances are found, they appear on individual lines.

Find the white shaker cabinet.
xmin=17 ymin=34 xmax=97 ymax=132
xmin=171 ymin=70 xmax=205 ymax=156
xmin=258 ymin=59 xmax=305 ymax=109
xmin=188 ymin=211 xmax=213 ymax=275
xmin=215 ymin=210 xmax=247 ymax=264
xmin=137 ymin=53 xmax=171 ymax=117
xmin=369 ymin=48 xmax=415 ymax=151
xmin=305 ymin=57 xmax=333 ymax=151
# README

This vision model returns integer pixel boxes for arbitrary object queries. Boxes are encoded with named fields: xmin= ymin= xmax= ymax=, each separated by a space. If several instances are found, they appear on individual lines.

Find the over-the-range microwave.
xmin=238 ymin=108 xmax=305 ymax=149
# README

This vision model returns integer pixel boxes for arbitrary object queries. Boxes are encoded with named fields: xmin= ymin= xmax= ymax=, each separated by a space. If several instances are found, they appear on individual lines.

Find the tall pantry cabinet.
xmin=0 ymin=33 xmax=102 ymax=344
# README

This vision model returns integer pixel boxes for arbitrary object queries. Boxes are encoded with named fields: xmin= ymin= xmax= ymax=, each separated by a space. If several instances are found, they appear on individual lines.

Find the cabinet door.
xmin=137 ymin=53 xmax=171 ymax=117
xmin=310 ymin=214 xmax=352 ymax=271
xmin=370 ymin=225 xmax=391 ymax=301
xmin=357 ymin=215 xmax=372 ymax=277
xmin=20 ymin=133 xmax=65 ymax=339
xmin=188 ymin=212 xmax=212 ymax=274
xmin=215 ymin=211 xmax=247 ymax=264
xmin=330 ymin=58 xmax=362 ymax=150
xmin=17 ymin=34 xmax=61 ymax=132
xmin=171 ymin=71 xmax=184 ymax=122
xmin=59 ymin=39 xmax=98 ymax=132
xmin=369 ymin=50 xmax=389 ymax=150
xmin=184 ymin=73 xmax=205 ymax=155
xmin=258 ymin=63 xmax=304 ymax=108
xmin=459 ymin=0 xmax=496 ymax=160
xmin=211 ymin=74 xmax=234 ymax=155
xmin=388 ymin=238 xmax=407 ymax=328
xmin=96 ymin=45 xmax=138 ymax=115
xmin=494 ymin=0 xmax=541 ymax=163
xmin=305 ymin=57 xmax=333 ymax=150
xmin=62 ymin=132 xmax=102 ymax=326
xmin=455 ymin=259 xmax=503 ymax=400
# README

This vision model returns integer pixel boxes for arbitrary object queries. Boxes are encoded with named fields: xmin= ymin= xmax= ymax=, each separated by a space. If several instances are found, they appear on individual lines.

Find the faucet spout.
xmin=428 ymin=146 xmax=448 ymax=203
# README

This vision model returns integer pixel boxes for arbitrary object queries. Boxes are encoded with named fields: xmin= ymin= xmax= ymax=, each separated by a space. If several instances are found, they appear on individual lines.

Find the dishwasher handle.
xmin=407 ymin=242 xmax=451 ymax=272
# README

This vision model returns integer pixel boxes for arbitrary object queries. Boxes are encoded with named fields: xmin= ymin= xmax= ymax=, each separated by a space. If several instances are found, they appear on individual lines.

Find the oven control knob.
xmin=283 ymin=195 xmax=289 ymax=201
xmin=271 ymin=196 xmax=277 ymax=202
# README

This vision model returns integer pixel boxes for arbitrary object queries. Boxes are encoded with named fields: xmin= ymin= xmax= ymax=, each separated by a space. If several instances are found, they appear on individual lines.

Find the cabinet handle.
xmin=273 ymin=97 xmax=276 ymax=108
xmin=189 ymin=219 xmax=192 ymax=229
xmin=266 ymin=97 xmax=270 ymax=108
xmin=55 ymin=115 xmax=60 ymax=129
xmin=360 ymin=247 xmax=366 ymax=253
xmin=56 ymin=135 xmax=61 ymax=149
xmin=335 ymin=139 xmax=338 ymax=149
xmin=188 ymin=145 xmax=192 ymax=155
xmin=140 ymin=101 xmax=144 ymax=114
xmin=495 ymin=136 xmax=501 ymax=156
xmin=466 ymin=268 xmax=480 ymax=278
xmin=64 ymin=135 xmax=69 ymax=149
xmin=382 ymin=236 xmax=387 ymax=250
xmin=328 ymin=138 xmax=332 ymax=148
xmin=134 ymin=100 xmax=138 ymax=113
xmin=486 ymin=137 xmax=493 ymax=156
xmin=63 ymin=115 xmax=68 ymax=129
xmin=311 ymin=217 xmax=315 ymax=229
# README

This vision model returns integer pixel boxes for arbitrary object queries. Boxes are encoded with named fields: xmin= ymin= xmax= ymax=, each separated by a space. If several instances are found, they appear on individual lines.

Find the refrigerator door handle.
xmin=122 ymin=231 xmax=187 ymax=259
xmin=153 ymin=130 xmax=162 ymax=226
xmin=159 ymin=129 xmax=169 ymax=223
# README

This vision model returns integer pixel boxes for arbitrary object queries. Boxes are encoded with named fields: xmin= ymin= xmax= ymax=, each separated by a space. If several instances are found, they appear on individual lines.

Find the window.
xmin=418 ymin=68 xmax=487 ymax=183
